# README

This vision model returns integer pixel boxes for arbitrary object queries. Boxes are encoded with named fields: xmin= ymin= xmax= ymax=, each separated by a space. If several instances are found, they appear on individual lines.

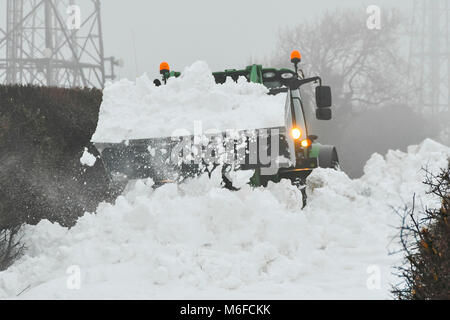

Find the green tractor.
xmin=94 ymin=51 xmax=339 ymax=206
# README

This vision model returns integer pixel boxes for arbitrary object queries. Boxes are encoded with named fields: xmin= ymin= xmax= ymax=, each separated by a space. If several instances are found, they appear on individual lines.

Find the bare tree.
xmin=392 ymin=165 xmax=450 ymax=300
xmin=269 ymin=8 xmax=409 ymax=118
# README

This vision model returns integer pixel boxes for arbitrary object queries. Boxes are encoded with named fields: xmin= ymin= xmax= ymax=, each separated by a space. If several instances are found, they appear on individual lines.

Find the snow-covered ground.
xmin=1 ymin=139 xmax=448 ymax=300
xmin=1 ymin=62 xmax=449 ymax=299
xmin=92 ymin=61 xmax=286 ymax=143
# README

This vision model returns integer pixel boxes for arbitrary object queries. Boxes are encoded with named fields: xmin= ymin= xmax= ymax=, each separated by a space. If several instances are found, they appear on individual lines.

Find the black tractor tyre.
xmin=318 ymin=145 xmax=339 ymax=170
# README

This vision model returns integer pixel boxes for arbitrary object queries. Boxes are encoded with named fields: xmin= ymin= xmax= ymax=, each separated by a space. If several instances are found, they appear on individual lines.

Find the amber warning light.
xmin=160 ymin=62 xmax=170 ymax=74
xmin=290 ymin=50 xmax=301 ymax=64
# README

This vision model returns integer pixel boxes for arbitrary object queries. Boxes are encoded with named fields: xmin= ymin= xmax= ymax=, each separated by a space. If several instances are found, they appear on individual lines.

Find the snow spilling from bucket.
xmin=1 ymin=139 xmax=448 ymax=299
xmin=91 ymin=61 xmax=286 ymax=143
xmin=80 ymin=148 xmax=97 ymax=167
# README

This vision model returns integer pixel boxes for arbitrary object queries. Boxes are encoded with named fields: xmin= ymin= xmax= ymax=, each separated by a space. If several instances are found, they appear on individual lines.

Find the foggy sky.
xmin=101 ymin=0 xmax=412 ymax=81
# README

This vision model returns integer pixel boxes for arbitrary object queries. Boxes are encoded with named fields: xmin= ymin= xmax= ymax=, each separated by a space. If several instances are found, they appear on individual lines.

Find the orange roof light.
xmin=290 ymin=50 xmax=301 ymax=63
xmin=160 ymin=62 xmax=170 ymax=73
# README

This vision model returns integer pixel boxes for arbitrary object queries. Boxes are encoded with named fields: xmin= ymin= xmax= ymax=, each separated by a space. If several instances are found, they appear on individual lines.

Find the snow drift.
xmin=1 ymin=139 xmax=448 ymax=299
xmin=91 ymin=61 xmax=286 ymax=143
xmin=2 ymin=62 xmax=449 ymax=299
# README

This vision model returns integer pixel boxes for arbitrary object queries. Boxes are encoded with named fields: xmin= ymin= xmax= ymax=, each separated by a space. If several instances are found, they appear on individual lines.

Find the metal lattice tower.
xmin=408 ymin=0 xmax=450 ymax=114
xmin=0 ymin=0 xmax=119 ymax=88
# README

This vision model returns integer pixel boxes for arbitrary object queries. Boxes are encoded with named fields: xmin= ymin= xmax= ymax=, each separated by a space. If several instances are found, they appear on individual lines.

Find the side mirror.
xmin=315 ymin=86 xmax=332 ymax=108
xmin=316 ymin=108 xmax=332 ymax=120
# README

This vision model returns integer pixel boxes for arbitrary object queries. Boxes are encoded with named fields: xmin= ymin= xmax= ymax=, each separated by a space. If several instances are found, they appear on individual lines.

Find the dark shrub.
xmin=393 ymin=164 xmax=450 ymax=300
xmin=0 ymin=85 xmax=111 ymax=229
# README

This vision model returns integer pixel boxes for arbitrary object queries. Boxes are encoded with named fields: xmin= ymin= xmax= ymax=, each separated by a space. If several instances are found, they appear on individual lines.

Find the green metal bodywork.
xmin=164 ymin=64 xmax=294 ymax=86
xmin=309 ymin=143 xmax=320 ymax=158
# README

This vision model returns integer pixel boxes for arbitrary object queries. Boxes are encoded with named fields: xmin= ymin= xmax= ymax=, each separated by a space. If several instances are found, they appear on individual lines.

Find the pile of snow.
xmin=91 ymin=61 xmax=286 ymax=143
xmin=1 ymin=139 xmax=448 ymax=299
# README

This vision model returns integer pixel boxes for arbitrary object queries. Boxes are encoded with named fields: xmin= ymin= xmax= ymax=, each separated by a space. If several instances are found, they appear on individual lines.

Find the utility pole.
xmin=0 ymin=0 xmax=121 ymax=88
xmin=408 ymin=0 xmax=450 ymax=115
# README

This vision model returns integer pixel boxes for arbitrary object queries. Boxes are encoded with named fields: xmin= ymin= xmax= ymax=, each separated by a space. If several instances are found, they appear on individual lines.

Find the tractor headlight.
xmin=300 ymin=139 xmax=311 ymax=148
xmin=291 ymin=128 xmax=301 ymax=140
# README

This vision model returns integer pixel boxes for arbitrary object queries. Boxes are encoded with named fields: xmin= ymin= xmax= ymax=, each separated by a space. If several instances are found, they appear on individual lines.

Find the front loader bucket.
xmin=94 ymin=127 xmax=292 ymax=186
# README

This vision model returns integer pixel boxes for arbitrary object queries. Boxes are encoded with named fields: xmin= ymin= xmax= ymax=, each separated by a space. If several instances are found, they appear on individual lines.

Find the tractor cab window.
xmin=290 ymin=89 xmax=307 ymax=135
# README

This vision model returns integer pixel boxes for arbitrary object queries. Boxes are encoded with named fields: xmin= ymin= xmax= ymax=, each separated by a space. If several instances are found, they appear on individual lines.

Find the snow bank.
xmin=91 ymin=61 xmax=286 ymax=143
xmin=1 ymin=139 xmax=448 ymax=299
